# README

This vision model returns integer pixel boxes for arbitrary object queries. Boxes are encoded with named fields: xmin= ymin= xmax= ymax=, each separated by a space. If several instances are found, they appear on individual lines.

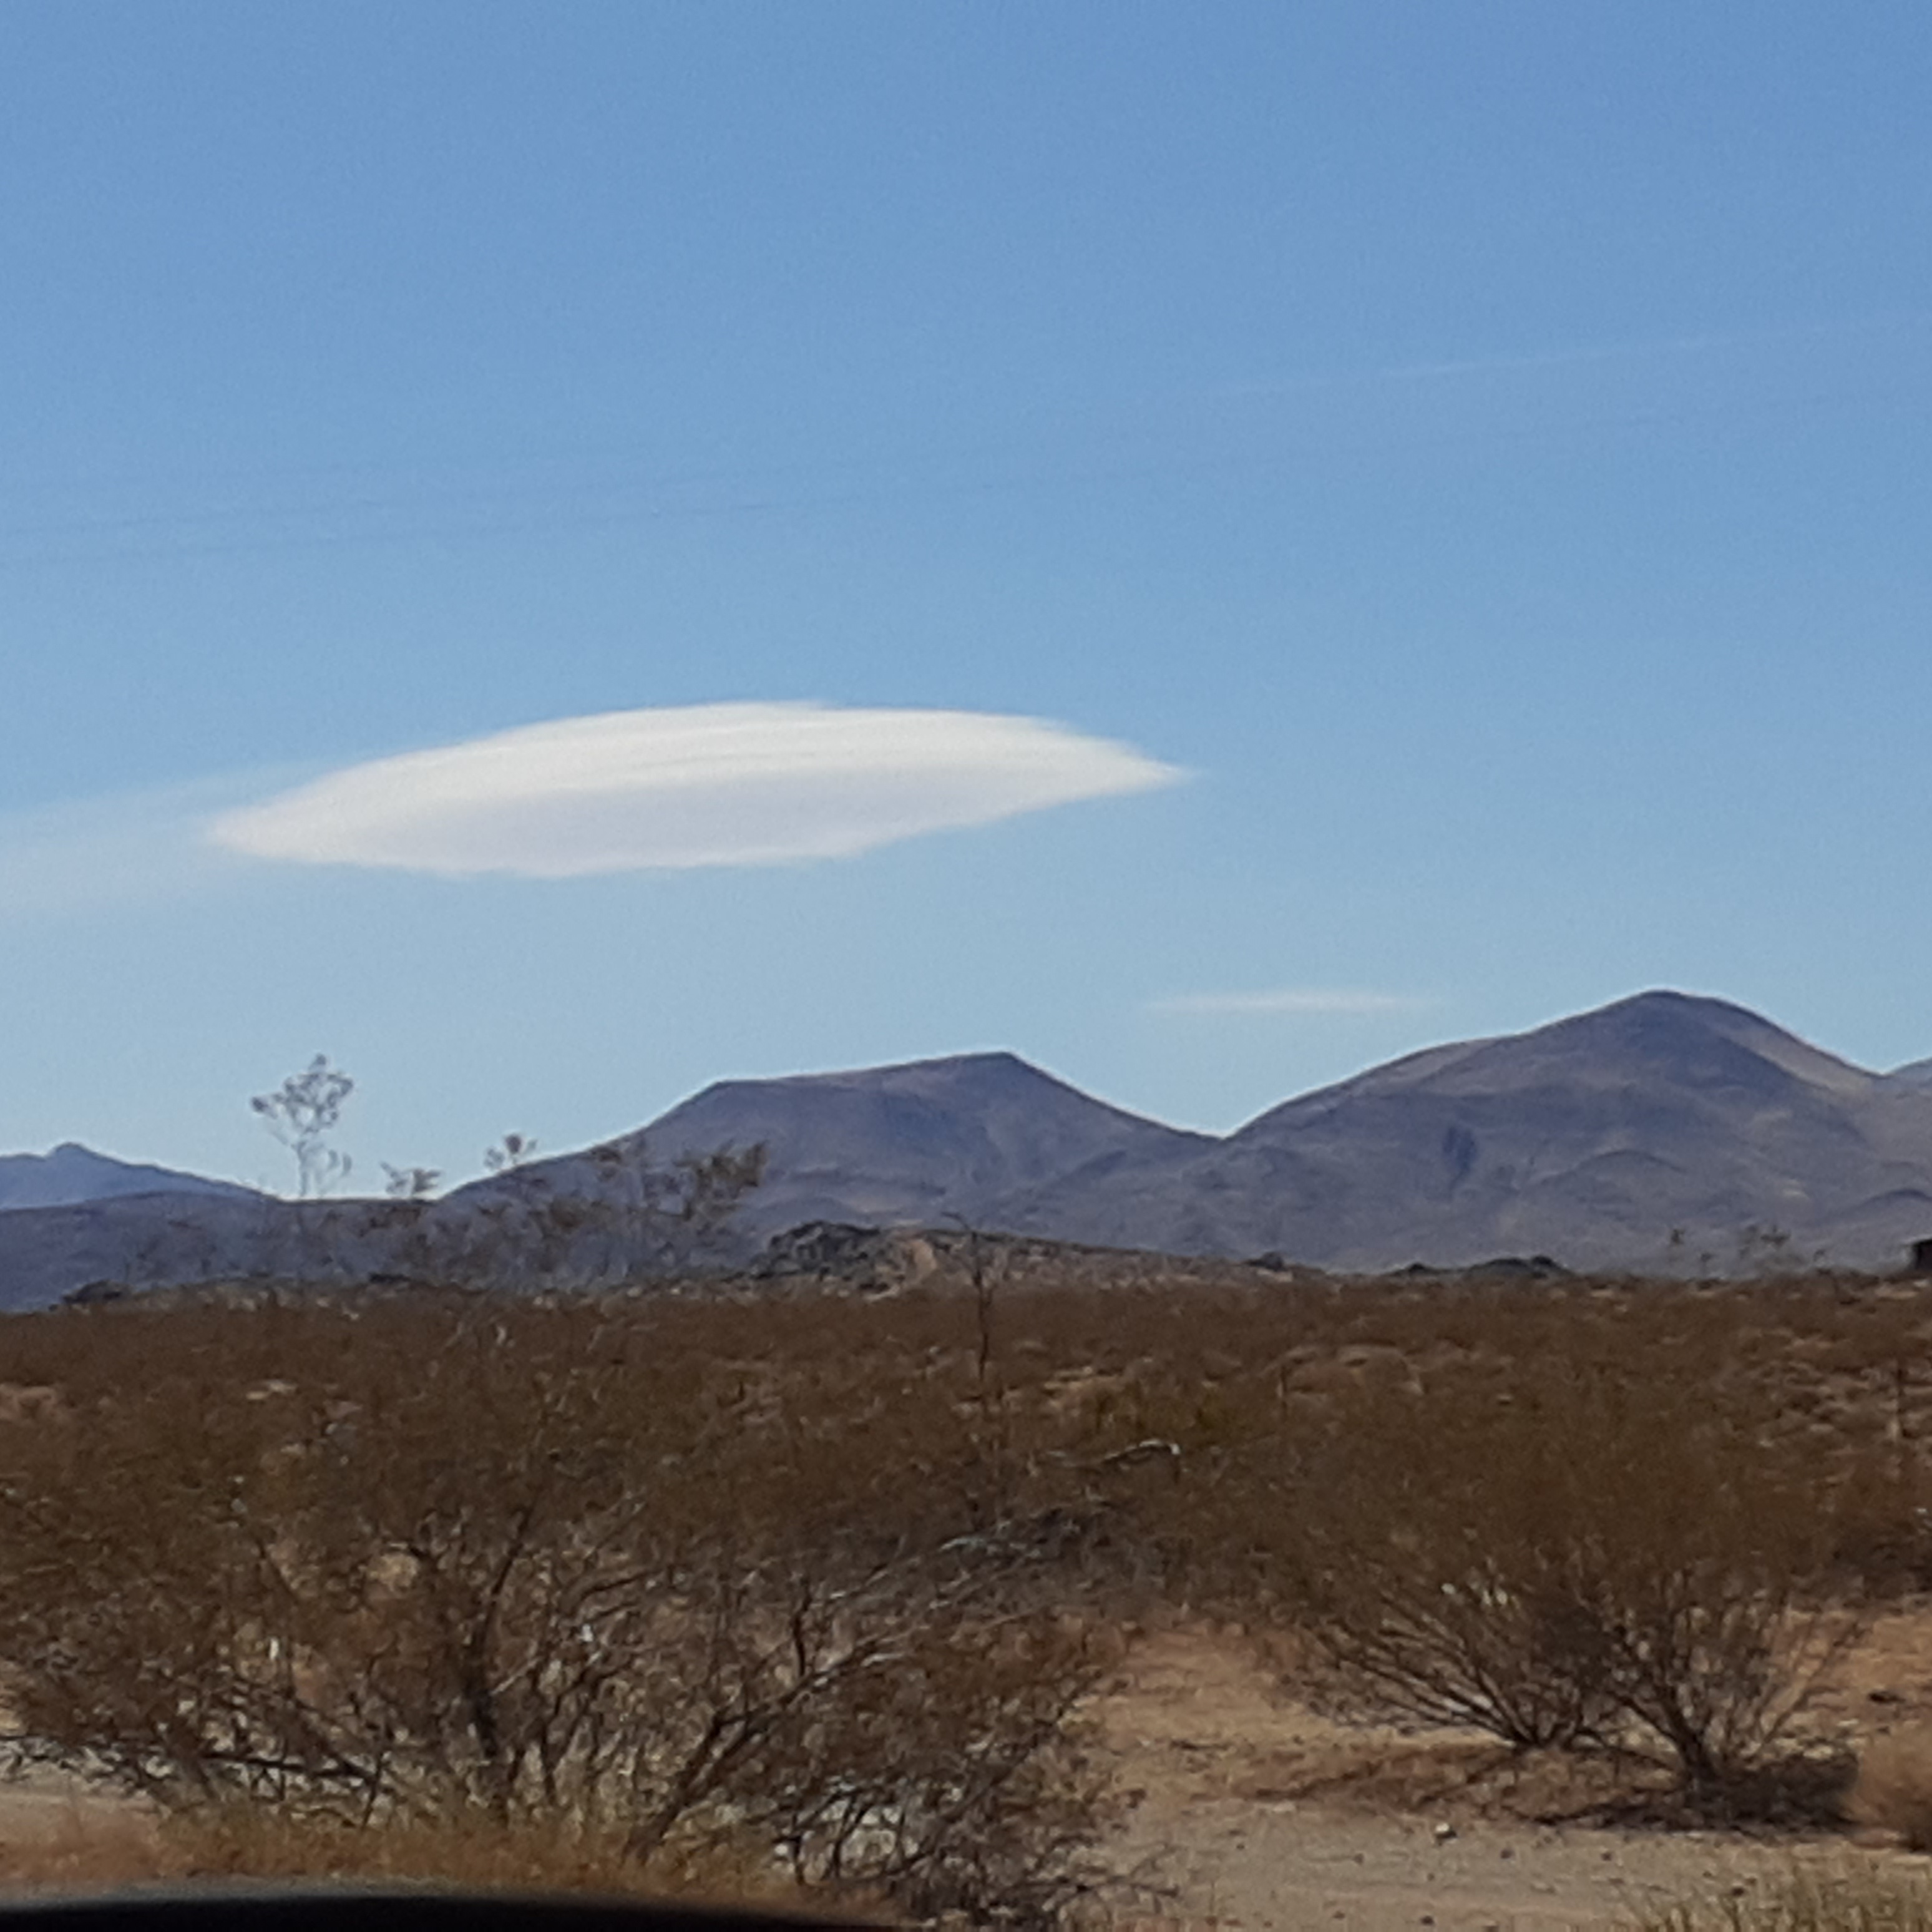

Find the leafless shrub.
xmin=446 ymin=1137 xmax=768 ymax=1290
xmin=0 ymin=1297 xmax=1113 ymax=1927
xmin=2 ymin=1262 xmax=1925 ymax=1914
xmin=1242 ymin=1398 xmax=1624 ymax=1750
xmin=251 ymin=1055 xmax=354 ymax=1200
xmin=1181 ymin=1352 xmax=1861 ymax=1790
xmin=1639 ymin=1866 xmax=1932 ymax=1931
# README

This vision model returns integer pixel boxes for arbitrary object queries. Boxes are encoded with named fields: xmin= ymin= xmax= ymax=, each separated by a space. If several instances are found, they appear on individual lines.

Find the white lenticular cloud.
xmin=207 ymin=703 xmax=1183 ymax=877
xmin=1149 ymin=988 xmax=1434 ymax=1016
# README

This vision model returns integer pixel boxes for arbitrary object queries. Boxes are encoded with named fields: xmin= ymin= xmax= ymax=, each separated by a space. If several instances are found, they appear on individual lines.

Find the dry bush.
xmin=1209 ymin=1378 xmax=1624 ymax=1749
xmin=1638 ymin=1866 xmax=1932 ymax=1931
xmin=1851 ymin=1730 xmax=1932 ymax=1850
xmin=935 ymin=1269 xmax=1905 ymax=1795
xmin=1172 ymin=1344 xmax=1861 ymax=1791
xmin=0 ymin=1296 xmax=1117 ymax=1928
xmin=0 ymin=1261 xmax=1922 ymax=1912
xmin=965 ymin=1269 xmax=1922 ymax=1800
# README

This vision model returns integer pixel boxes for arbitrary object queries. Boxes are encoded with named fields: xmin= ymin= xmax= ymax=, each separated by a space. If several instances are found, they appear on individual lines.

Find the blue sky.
xmin=4 ymin=1 xmax=1932 ymax=1192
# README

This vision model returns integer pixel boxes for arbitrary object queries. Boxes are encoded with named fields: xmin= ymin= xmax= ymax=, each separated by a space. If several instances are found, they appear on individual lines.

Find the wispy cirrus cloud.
xmin=0 ymin=775 xmax=274 ymax=917
xmin=208 ymin=703 xmax=1183 ymax=878
xmin=1148 ymin=987 xmax=1435 ymax=1017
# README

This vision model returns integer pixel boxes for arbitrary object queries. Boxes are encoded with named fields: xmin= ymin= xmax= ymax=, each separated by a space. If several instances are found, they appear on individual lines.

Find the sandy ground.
xmin=1106 ymin=1800 xmax=1883 ymax=1932
xmin=6 ymin=1615 xmax=1932 ymax=1925
xmin=0 ymin=1772 xmax=165 ymax=1894
xmin=1088 ymin=1618 xmax=1932 ymax=1930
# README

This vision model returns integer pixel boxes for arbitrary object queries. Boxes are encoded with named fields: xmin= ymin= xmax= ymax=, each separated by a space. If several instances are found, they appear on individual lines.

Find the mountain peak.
xmin=1591 ymin=987 xmax=1767 ymax=1023
xmin=1538 ymin=989 xmax=1875 ymax=1098
xmin=536 ymin=1044 xmax=1210 ymax=1238
xmin=830 ymin=1048 xmax=1045 ymax=1083
xmin=670 ymin=1048 xmax=1096 ymax=1115
xmin=0 ymin=1143 xmax=256 ymax=1213
xmin=10 ymin=989 xmax=1932 ymax=1303
xmin=1238 ymin=988 xmax=1876 ymax=1136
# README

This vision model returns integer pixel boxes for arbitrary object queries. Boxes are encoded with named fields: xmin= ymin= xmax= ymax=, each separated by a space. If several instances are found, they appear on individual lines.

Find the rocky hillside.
xmin=7 ymin=990 xmax=1932 ymax=1307
xmin=513 ymin=1048 xmax=1214 ymax=1235
xmin=989 ymin=991 xmax=1932 ymax=1272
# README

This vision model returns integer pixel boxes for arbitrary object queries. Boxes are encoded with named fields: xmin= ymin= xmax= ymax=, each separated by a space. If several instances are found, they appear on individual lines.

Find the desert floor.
xmin=1088 ymin=1610 xmax=1932 ymax=1931
xmin=5 ymin=1613 xmax=1932 ymax=1928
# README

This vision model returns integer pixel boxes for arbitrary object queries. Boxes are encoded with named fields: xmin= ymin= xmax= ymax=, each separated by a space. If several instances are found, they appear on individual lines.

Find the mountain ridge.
xmin=0 ymin=1143 xmax=260 ymax=1214
xmin=6 ymin=990 xmax=1932 ymax=1305
xmin=465 ymin=1046 xmax=1216 ymax=1237
xmin=1018 ymin=990 xmax=1916 ymax=1271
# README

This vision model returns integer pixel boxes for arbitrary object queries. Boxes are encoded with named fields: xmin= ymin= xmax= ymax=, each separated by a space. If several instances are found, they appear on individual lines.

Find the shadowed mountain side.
xmin=0 ymin=1182 xmax=764 ymax=1312
xmin=0 ymin=1055 xmax=1218 ymax=1307
xmin=984 ymin=992 xmax=1932 ymax=1270
xmin=0 ymin=1144 xmax=260 ymax=1212
xmin=0 ymin=1193 xmax=288 ymax=1310
xmin=8 ymin=991 xmax=1932 ymax=1304
xmin=479 ymin=1050 xmax=1217 ymax=1237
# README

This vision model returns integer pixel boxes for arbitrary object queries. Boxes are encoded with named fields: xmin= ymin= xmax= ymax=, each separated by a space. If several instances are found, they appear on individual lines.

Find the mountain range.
xmin=0 ymin=1143 xmax=258 ymax=1213
xmin=7 ymin=990 xmax=1932 ymax=1307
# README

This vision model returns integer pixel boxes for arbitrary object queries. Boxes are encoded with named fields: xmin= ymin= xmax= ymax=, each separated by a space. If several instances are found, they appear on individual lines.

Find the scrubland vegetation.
xmin=2 ymin=1259 xmax=1931 ymax=1924
xmin=1642 ymin=1869 xmax=1932 ymax=1932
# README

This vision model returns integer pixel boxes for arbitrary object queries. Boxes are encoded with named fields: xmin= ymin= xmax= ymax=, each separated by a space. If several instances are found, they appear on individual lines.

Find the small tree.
xmin=251 ymin=1056 xmax=355 ymax=1199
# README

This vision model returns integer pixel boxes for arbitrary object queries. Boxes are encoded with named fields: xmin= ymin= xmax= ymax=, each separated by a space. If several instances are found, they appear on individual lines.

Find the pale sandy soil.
xmin=0 ymin=1772 xmax=163 ymax=1893
xmin=1088 ymin=1616 xmax=1932 ymax=1930
xmin=7 ymin=1615 xmax=1932 ymax=1925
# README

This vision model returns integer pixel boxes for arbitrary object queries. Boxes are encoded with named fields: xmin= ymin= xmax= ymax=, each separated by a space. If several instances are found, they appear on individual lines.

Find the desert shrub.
xmin=1206 ymin=1358 xmax=1857 ymax=1787
xmin=1181 ymin=1365 xmax=1621 ymax=1749
xmin=0 ymin=1297 xmax=1113 ymax=1928
xmin=1638 ymin=1867 xmax=1932 ymax=1931
xmin=1 ymin=1261 xmax=1922 ymax=1911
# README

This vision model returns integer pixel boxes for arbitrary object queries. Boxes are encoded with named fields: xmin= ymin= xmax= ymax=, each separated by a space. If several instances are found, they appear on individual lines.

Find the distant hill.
xmin=6 ymin=991 xmax=1932 ymax=1308
xmin=500 ymin=1049 xmax=1215 ymax=1236
xmin=988 ymin=991 xmax=1932 ymax=1271
xmin=0 ymin=1143 xmax=259 ymax=1212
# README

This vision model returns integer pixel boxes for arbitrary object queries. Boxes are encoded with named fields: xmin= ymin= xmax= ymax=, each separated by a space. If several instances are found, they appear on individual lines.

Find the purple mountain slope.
xmin=0 ymin=1143 xmax=258 ymax=1213
xmin=472 ymin=1050 xmax=1217 ymax=1236
xmin=988 ymin=992 xmax=1932 ymax=1271
xmin=6 ymin=992 xmax=1932 ymax=1307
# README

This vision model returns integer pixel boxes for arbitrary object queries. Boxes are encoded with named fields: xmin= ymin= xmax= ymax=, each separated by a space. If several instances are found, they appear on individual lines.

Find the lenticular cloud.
xmin=207 ymin=703 xmax=1182 ymax=877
